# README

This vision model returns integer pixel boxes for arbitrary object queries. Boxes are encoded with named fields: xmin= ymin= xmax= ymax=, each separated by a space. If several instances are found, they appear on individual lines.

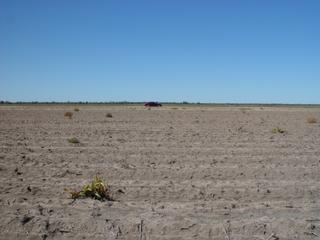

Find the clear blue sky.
xmin=1 ymin=0 xmax=320 ymax=103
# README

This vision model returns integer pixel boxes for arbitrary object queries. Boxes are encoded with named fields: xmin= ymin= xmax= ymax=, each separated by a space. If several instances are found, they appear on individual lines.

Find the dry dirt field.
xmin=0 ymin=105 xmax=320 ymax=240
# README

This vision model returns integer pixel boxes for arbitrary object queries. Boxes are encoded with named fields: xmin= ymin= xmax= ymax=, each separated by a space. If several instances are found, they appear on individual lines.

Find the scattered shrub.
xmin=68 ymin=137 xmax=80 ymax=144
xmin=272 ymin=127 xmax=286 ymax=134
xmin=64 ymin=112 xmax=73 ymax=119
xmin=74 ymin=108 xmax=80 ymax=112
xmin=106 ymin=113 xmax=113 ymax=118
xmin=307 ymin=117 xmax=317 ymax=124
xmin=67 ymin=176 xmax=113 ymax=201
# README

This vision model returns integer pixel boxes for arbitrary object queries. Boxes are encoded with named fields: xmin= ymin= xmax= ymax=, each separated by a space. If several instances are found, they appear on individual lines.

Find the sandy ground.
xmin=0 ymin=105 xmax=320 ymax=240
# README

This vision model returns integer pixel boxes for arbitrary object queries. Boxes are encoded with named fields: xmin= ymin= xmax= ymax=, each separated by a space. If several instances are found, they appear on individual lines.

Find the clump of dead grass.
xmin=64 ymin=112 xmax=73 ymax=119
xmin=307 ymin=117 xmax=317 ymax=124
xmin=68 ymin=137 xmax=80 ymax=144
xmin=106 ymin=113 xmax=113 ymax=118
xmin=272 ymin=127 xmax=286 ymax=134
xmin=66 ymin=176 xmax=113 ymax=201
xmin=74 ymin=107 xmax=80 ymax=112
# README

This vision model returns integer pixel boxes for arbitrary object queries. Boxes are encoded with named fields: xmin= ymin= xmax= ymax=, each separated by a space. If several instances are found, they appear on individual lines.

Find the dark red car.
xmin=144 ymin=102 xmax=162 ymax=107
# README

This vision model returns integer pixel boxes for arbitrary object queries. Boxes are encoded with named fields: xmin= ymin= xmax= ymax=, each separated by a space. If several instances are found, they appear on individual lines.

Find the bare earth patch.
xmin=0 ymin=105 xmax=319 ymax=240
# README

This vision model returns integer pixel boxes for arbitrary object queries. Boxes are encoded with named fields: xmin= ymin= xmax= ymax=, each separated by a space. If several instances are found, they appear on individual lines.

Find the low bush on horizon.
xmin=64 ymin=112 xmax=73 ymax=119
xmin=106 ymin=113 xmax=113 ymax=118
xmin=272 ymin=127 xmax=286 ymax=134
xmin=307 ymin=117 xmax=317 ymax=124
xmin=68 ymin=137 xmax=80 ymax=144
xmin=66 ymin=176 xmax=113 ymax=201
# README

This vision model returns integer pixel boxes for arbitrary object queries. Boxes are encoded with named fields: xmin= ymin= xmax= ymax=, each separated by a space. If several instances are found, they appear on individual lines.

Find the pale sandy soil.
xmin=0 ymin=105 xmax=320 ymax=240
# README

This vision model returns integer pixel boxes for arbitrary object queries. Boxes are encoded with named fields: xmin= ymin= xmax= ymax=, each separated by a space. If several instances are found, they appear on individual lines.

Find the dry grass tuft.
xmin=64 ymin=112 xmax=73 ymax=119
xmin=68 ymin=137 xmax=80 ymax=144
xmin=106 ymin=113 xmax=113 ymax=118
xmin=66 ymin=176 xmax=113 ymax=201
xmin=74 ymin=108 xmax=80 ymax=112
xmin=307 ymin=117 xmax=317 ymax=124
xmin=272 ymin=127 xmax=286 ymax=134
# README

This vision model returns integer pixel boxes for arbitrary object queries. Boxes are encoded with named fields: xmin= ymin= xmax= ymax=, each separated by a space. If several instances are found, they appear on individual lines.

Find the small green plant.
xmin=239 ymin=108 xmax=250 ymax=114
xmin=272 ymin=127 xmax=286 ymax=134
xmin=74 ymin=108 xmax=80 ymax=112
xmin=307 ymin=117 xmax=317 ymax=124
xmin=66 ymin=176 xmax=113 ymax=201
xmin=68 ymin=137 xmax=80 ymax=144
xmin=106 ymin=113 xmax=113 ymax=118
xmin=64 ymin=112 xmax=73 ymax=119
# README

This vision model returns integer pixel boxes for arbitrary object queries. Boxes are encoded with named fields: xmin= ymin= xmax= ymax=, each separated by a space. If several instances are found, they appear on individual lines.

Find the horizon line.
xmin=1 ymin=101 xmax=320 ymax=107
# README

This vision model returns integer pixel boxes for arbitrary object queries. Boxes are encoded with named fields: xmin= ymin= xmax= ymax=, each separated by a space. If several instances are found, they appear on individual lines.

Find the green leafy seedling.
xmin=68 ymin=137 xmax=80 ymax=144
xmin=272 ymin=127 xmax=286 ymax=134
xmin=67 ymin=176 xmax=113 ymax=201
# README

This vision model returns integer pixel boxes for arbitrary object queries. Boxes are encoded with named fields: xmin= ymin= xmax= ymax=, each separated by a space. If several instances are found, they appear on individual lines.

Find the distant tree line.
xmin=0 ymin=100 xmax=319 ymax=107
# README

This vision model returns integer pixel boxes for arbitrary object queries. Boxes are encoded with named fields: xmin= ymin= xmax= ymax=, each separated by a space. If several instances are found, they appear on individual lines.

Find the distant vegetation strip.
xmin=0 ymin=101 xmax=319 ymax=107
